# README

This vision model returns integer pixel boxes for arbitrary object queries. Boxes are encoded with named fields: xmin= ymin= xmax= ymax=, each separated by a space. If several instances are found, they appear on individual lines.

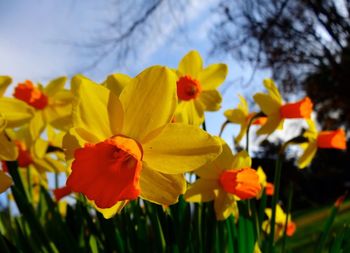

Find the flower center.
xmin=219 ymin=168 xmax=261 ymax=199
xmin=317 ymin=129 xmax=346 ymax=150
xmin=176 ymin=75 xmax=202 ymax=101
xmin=280 ymin=97 xmax=313 ymax=119
xmin=13 ymin=80 xmax=48 ymax=110
xmin=15 ymin=141 xmax=33 ymax=167
xmin=66 ymin=135 xmax=143 ymax=209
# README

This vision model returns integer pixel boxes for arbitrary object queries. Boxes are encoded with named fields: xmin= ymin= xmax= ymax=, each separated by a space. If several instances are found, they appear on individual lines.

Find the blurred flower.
xmin=0 ymin=170 xmax=12 ymax=194
xmin=173 ymin=50 xmax=228 ymax=126
xmin=224 ymin=95 xmax=267 ymax=144
xmin=297 ymin=119 xmax=347 ymax=168
xmin=184 ymin=140 xmax=260 ymax=220
xmin=253 ymin=79 xmax=313 ymax=135
xmin=262 ymin=204 xmax=296 ymax=240
xmin=257 ymin=166 xmax=274 ymax=197
xmin=13 ymin=78 xmax=73 ymax=139
xmin=63 ymin=66 xmax=222 ymax=218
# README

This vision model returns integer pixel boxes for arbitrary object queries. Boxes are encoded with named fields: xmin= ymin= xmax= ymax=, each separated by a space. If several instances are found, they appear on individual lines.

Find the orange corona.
xmin=317 ymin=129 xmax=346 ymax=150
xmin=14 ymin=80 xmax=48 ymax=110
xmin=219 ymin=168 xmax=261 ymax=199
xmin=66 ymin=135 xmax=143 ymax=209
xmin=15 ymin=141 xmax=33 ymax=167
xmin=280 ymin=97 xmax=313 ymax=119
xmin=176 ymin=75 xmax=202 ymax=101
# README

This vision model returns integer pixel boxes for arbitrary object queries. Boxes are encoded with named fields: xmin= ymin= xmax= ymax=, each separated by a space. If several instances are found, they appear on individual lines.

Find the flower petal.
xmin=195 ymin=140 xmax=234 ymax=179
xmin=198 ymin=63 xmax=228 ymax=90
xmin=178 ymin=50 xmax=203 ymax=77
xmin=214 ymin=190 xmax=238 ymax=220
xmin=297 ymin=141 xmax=318 ymax=169
xmin=102 ymin=73 xmax=132 ymax=97
xmin=119 ymin=66 xmax=177 ymax=141
xmin=0 ymin=171 xmax=12 ymax=193
xmin=174 ymin=100 xmax=204 ymax=126
xmin=199 ymin=90 xmax=222 ymax=111
xmin=139 ymin=164 xmax=186 ymax=205
xmin=0 ymin=76 xmax=12 ymax=97
xmin=184 ymin=178 xmax=219 ymax=202
xmin=224 ymin=108 xmax=246 ymax=124
xmin=29 ymin=112 xmax=46 ymax=140
xmin=0 ymin=132 xmax=17 ymax=161
xmin=256 ymin=113 xmax=282 ymax=135
xmin=0 ymin=98 xmax=34 ymax=127
xmin=253 ymin=93 xmax=281 ymax=115
xmin=44 ymin=77 xmax=67 ymax=96
xmin=71 ymin=75 xmax=123 ymax=139
xmin=94 ymin=200 xmax=128 ymax=219
xmin=143 ymin=123 xmax=222 ymax=174
xmin=263 ymin=79 xmax=282 ymax=104
xmin=231 ymin=150 xmax=252 ymax=169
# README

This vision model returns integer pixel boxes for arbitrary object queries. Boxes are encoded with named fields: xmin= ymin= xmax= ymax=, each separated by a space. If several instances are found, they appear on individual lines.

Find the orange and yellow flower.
xmin=224 ymin=95 xmax=267 ymax=143
xmin=297 ymin=119 xmax=347 ymax=168
xmin=13 ymin=78 xmax=73 ymax=139
xmin=253 ymin=79 xmax=313 ymax=135
xmin=63 ymin=66 xmax=222 ymax=218
xmin=173 ymin=50 xmax=228 ymax=126
xmin=184 ymin=140 xmax=261 ymax=220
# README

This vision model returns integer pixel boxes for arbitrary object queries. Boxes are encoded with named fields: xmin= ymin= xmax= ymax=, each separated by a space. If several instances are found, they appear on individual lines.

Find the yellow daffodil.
xmin=297 ymin=119 xmax=347 ymax=168
xmin=62 ymin=66 xmax=222 ymax=218
xmin=102 ymin=73 xmax=132 ymax=97
xmin=0 ymin=170 xmax=12 ymax=194
xmin=224 ymin=95 xmax=267 ymax=143
xmin=173 ymin=50 xmax=228 ymax=126
xmin=253 ymin=79 xmax=313 ymax=135
xmin=184 ymin=140 xmax=261 ymax=220
xmin=13 ymin=77 xmax=73 ymax=139
xmin=257 ymin=166 xmax=274 ymax=197
xmin=262 ymin=204 xmax=296 ymax=240
xmin=0 ymin=76 xmax=35 ymax=161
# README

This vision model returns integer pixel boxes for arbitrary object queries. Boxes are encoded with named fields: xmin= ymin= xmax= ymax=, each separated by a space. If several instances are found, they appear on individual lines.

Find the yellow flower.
xmin=224 ymin=95 xmax=267 ymax=143
xmin=0 ymin=76 xmax=35 ymax=161
xmin=184 ymin=140 xmax=261 ymax=220
xmin=13 ymin=77 xmax=73 ymax=139
xmin=256 ymin=166 xmax=274 ymax=197
xmin=262 ymin=204 xmax=296 ymax=240
xmin=0 ymin=170 xmax=12 ymax=194
xmin=253 ymin=79 xmax=313 ymax=135
xmin=297 ymin=119 xmax=347 ymax=168
xmin=101 ymin=73 xmax=132 ymax=97
xmin=63 ymin=66 xmax=222 ymax=218
xmin=174 ymin=50 xmax=228 ymax=126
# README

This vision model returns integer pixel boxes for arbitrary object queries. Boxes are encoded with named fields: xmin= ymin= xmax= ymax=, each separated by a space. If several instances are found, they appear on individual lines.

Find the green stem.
xmin=268 ymin=153 xmax=283 ymax=252
xmin=26 ymin=166 xmax=32 ymax=202
xmin=281 ymin=182 xmax=293 ymax=253
xmin=219 ymin=120 xmax=230 ymax=137
xmin=55 ymin=173 xmax=59 ymax=189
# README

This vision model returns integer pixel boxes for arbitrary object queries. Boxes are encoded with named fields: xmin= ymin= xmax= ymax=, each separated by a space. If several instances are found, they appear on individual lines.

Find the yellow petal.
xmin=257 ymin=166 xmax=267 ymax=187
xmin=195 ymin=140 xmax=234 ymax=179
xmin=297 ymin=141 xmax=317 ymax=169
xmin=71 ymin=75 xmax=122 ymax=140
xmin=304 ymin=119 xmax=318 ymax=139
xmin=94 ymin=200 xmax=128 ymax=219
xmin=0 ymin=114 xmax=7 ymax=132
xmin=214 ymin=190 xmax=237 ymax=220
xmin=231 ymin=150 xmax=252 ymax=169
xmin=237 ymin=95 xmax=249 ymax=115
xmin=0 ymin=132 xmax=18 ymax=161
xmin=263 ymin=79 xmax=282 ymax=104
xmin=32 ymin=158 xmax=54 ymax=173
xmin=184 ymin=178 xmax=219 ymax=202
xmin=143 ymin=123 xmax=222 ymax=174
xmin=119 ymin=66 xmax=177 ymax=141
xmin=0 ymin=171 xmax=12 ymax=193
xmin=44 ymin=77 xmax=67 ymax=96
xmin=139 ymin=164 xmax=186 ymax=205
xmin=29 ymin=112 xmax=46 ymax=140
xmin=224 ymin=108 xmax=246 ymax=124
xmin=102 ymin=73 xmax=132 ymax=97
xmin=199 ymin=90 xmax=222 ymax=111
xmin=0 ymin=76 xmax=12 ymax=97
xmin=174 ymin=100 xmax=204 ymax=126
xmin=0 ymin=98 xmax=34 ymax=127
xmin=62 ymin=127 xmax=100 ymax=161
xmin=253 ymin=93 xmax=281 ymax=115
xmin=234 ymin=122 xmax=248 ymax=144
xmin=33 ymin=138 xmax=49 ymax=158
xmin=198 ymin=63 xmax=228 ymax=90
xmin=43 ymin=156 xmax=67 ymax=173
xmin=178 ymin=50 xmax=203 ymax=77
xmin=256 ymin=113 xmax=282 ymax=135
